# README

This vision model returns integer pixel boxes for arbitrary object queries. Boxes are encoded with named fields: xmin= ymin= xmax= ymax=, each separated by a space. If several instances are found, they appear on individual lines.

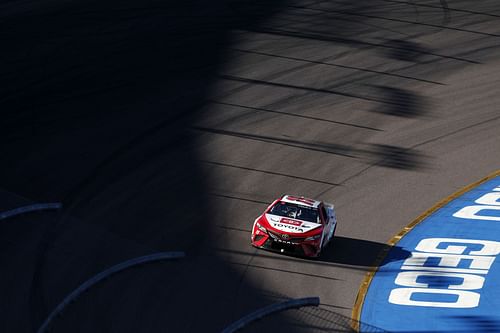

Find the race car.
xmin=251 ymin=195 xmax=337 ymax=257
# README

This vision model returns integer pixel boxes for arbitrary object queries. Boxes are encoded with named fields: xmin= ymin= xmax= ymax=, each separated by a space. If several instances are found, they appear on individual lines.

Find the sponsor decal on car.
xmin=268 ymin=231 xmax=296 ymax=244
xmin=265 ymin=214 xmax=321 ymax=234
xmin=271 ymin=222 xmax=305 ymax=233
xmin=279 ymin=218 xmax=303 ymax=226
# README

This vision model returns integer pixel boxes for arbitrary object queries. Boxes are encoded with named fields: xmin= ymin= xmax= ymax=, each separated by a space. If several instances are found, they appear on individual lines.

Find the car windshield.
xmin=269 ymin=201 xmax=319 ymax=224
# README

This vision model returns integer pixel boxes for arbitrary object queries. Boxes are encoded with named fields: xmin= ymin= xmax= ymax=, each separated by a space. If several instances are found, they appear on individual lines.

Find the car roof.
xmin=281 ymin=195 xmax=321 ymax=208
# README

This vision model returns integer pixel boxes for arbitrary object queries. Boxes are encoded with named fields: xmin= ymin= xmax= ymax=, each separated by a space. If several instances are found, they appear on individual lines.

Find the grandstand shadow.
xmin=0 ymin=0 xmax=295 ymax=332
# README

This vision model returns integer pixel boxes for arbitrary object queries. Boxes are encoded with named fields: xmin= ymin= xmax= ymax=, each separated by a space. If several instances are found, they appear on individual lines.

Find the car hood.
xmin=263 ymin=213 xmax=321 ymax=234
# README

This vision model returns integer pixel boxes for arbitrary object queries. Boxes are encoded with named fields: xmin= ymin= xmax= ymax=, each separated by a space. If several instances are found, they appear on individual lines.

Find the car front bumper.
xmin=251 ymin=231 xmax=321 ymax=257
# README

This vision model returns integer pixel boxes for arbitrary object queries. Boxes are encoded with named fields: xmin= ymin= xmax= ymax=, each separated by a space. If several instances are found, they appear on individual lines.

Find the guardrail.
xmin=0 ymin=203 xmax=62 ymax=220
xmin=221 ymin=296 xmax=320 ymax=333
xmin=37 ymin=251 xmax=185 ymax=333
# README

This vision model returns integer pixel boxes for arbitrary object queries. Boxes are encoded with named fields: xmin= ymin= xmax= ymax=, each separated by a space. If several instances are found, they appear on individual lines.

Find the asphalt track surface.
xmin=1 ymin=0 xmax=500 ymax=332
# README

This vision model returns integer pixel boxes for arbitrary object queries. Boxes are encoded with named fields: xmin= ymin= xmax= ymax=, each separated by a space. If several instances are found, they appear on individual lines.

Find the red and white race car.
xmin=251 ymin=195 xmax=337 ymax=257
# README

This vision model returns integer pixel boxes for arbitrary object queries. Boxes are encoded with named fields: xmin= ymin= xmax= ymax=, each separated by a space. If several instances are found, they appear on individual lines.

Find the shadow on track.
xmin=319 ymin=236 xmax=410 ymax=267
xmin=0 ymin=0 xmax=295 ymax=332
xmin=2 ymin=0 xmax=493 ymax=331
xmin=369 ymin=86 xmax=430 ymax=118
xmin=225 ymin=236 xmax=410 ymax=269
xmin=236 ymin=299 xmax=388 ymax=333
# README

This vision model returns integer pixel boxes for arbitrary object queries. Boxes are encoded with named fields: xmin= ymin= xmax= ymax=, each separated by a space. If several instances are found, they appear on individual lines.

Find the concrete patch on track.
xmin=355 ymin=170 xmax=500 ymax=332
